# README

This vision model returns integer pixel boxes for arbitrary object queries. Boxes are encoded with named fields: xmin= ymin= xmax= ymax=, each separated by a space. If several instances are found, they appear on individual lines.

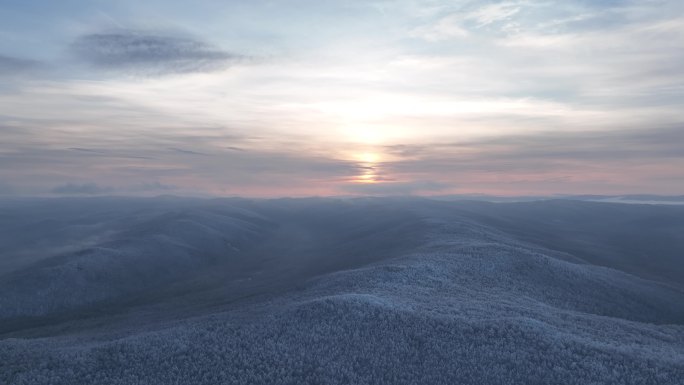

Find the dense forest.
xmin=1 ymin=198 xmax=683 ymax=384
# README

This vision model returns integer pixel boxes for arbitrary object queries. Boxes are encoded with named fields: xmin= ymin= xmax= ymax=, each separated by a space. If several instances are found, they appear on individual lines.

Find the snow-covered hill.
xmin=0 ymin=197 xmax=682 ymax=384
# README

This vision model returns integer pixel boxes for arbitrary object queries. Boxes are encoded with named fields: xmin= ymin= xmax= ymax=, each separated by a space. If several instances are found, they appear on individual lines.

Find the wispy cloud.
xmin=386 ymin=126 xmax=684 ymax=162
xmin=51 ymin=182 xmax=114 ymax=195
xmin=342 ymin=180 xmax=450 ymax=196
xmin=410 ymin=14 xmax=470 ymax=41
xmin=0 ymin=0 xmax=682 ymax=196
xmin=0 ymin=181 xmax=15 ymax=195
xmin=0 ymin=54 xmax=40 ymax=76
xmin=130 ymin=181 xmax=178 ymax=192
xmin=168 ymin=147 xmax=209 ymax=156
xmin=380 ymin=126 xmax=684 ymax=194
xmin=71 ymin=30 xmax=243 ymax=75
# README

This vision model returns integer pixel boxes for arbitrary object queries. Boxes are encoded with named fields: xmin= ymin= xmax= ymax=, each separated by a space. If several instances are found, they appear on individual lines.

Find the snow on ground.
xmin=1 ymin=197 xmax=683 ymax=384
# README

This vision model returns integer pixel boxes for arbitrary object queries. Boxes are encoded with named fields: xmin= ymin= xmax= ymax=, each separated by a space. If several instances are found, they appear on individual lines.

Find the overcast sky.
xmin=1 ymin=0 xmax=683 ymax=197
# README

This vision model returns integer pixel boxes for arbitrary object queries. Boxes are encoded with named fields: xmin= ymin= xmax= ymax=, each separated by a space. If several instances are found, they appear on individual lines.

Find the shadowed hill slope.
xmin=446 ymin=199 xmax=684 ymax=285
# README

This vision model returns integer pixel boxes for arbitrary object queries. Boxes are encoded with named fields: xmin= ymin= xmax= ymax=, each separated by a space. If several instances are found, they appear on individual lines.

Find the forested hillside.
xmin=1 ymin=198 xmax=682 ymax=384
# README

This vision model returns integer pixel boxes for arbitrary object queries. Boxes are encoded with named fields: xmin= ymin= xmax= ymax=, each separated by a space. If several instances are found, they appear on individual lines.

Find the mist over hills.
xmin=1 ymin=197 xmax=683 ymax=384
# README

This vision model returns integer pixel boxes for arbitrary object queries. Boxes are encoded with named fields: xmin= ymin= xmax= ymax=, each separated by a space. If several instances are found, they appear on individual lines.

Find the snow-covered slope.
xmin=0 ymin=197 xmax=682 ymax=384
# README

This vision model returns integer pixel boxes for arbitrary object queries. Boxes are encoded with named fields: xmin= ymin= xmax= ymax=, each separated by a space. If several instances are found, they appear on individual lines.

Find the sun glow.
xmin=353 ymin=152 xmax=382 ymax=183
xmin=358 ymin=152 xmax=380 ymax=164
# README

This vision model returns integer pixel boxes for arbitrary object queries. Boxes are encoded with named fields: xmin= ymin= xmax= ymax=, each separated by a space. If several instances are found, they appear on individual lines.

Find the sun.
xmin=352 ymin=151 xmax=382 ymax=183
xmin=357 ymin=152 xmax=380 ymax=164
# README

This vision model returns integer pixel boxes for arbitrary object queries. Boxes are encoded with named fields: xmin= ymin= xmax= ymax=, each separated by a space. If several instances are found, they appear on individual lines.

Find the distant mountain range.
xmin=434 ymin=194 xmax=684 ymax=203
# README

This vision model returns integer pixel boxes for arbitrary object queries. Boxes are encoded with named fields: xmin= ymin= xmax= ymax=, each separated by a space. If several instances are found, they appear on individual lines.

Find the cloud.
xmin=376 ymin=126 xmax=684 ymax=195
xmin=0 ymin=118 xmax=363 ymax=196
xmin=51 ymin=183 xmax=114 ymax=195
xmin=71 ymin=30 xmax=241 ymax=75
xmin=129 ymin=182 xmax=178 ymax=192
xmin=385 ymin=126 xmax=684 ymax=172
xmin=342 ymin=181 xmax=450 ymax=196
xmin=1 ymin=1 xmax=683 ymax=197
xmin=410 ymin=1 xmax=523 ymax=41
xmin=67 ymin=147 xmax=155 ymax=160
xmin=169 ymin=147 xmax=209 ymax=156
xmin=0 ymin=54 xmax=39 ymax=76
xmin=69 ymin=147 xmax=108 ymax=154
xmin=467 ymin=2 xmax=521 ymax=27
xmin=410 ymin=14 xmax=470 ymax=41
xmin=0 ymin=181 xmax=15 ymax=196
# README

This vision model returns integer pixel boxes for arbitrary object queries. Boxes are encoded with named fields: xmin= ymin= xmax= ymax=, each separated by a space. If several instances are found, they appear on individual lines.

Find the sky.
xmin=0 ymin=0 xmax=683 ymax=197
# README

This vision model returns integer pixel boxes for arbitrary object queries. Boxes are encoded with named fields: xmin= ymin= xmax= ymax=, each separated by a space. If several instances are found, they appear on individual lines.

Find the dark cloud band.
xmin=0 ymin=54 xmax=39 ymax=76
xmin=51 ymin=183 xmax=114 ymax=195
xmin=71 ymin=30 xmax=241 ymax=75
